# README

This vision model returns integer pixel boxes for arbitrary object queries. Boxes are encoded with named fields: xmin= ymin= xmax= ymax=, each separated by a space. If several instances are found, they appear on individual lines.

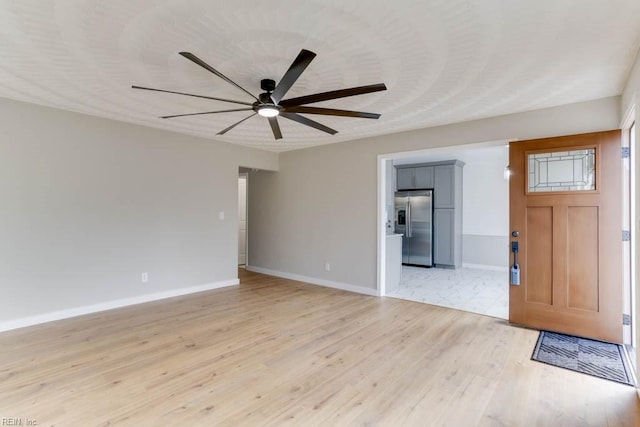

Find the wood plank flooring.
xmin=1 ymin=269 xmax=639 ymax=426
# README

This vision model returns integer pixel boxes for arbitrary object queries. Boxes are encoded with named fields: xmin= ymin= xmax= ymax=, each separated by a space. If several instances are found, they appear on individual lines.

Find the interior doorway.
xmin=238 ymin=173 xmax=248 ymax=266
xmin=378 ymin=140 xmax=511 ymax=319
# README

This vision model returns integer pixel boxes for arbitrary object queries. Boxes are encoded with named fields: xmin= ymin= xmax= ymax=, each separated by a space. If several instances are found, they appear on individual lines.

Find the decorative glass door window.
xmin=528 ymin=148 xmax=595 ymax=192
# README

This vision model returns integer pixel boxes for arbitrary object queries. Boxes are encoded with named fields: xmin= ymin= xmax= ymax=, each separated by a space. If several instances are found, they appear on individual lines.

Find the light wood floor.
xmin=1 ymin=269 xmax=639 ymax=426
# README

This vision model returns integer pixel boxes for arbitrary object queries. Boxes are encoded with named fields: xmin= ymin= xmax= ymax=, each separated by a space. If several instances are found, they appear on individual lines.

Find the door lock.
xmin=510 ymin=240 xmax=520 ymax=285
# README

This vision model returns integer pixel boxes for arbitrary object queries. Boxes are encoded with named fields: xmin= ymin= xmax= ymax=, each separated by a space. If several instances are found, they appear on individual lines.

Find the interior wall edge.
xmin=621 ymin=48 xmax=640 ymax=118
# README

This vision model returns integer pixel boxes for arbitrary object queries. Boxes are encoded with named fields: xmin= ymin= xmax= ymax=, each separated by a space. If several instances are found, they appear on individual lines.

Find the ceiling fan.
xmin=132 ymin=49 xmax=387 ymax=140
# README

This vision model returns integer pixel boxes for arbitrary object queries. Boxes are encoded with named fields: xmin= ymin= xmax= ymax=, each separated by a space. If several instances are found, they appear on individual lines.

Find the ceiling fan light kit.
xmin=257 ymin=106 xmax=280 ymax=118
xmin=133 ymin=49 xmax=386 ymax=141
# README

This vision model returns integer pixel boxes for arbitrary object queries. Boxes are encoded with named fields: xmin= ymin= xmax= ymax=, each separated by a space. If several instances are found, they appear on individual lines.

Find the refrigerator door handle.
xmin=406 ymin=199 xmax=411 ymax=237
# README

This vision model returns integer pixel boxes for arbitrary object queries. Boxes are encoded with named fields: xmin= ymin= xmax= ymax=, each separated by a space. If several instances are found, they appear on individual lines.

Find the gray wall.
xmin=460 ymin=146 xmax=509 ymax=268
xmin=248 ymin=96 xmax=621 ymax=290
xmin=462 ymin=235 xmax=509 ymax=268
xmin=0 ymin=97 xmax=277 ymax=325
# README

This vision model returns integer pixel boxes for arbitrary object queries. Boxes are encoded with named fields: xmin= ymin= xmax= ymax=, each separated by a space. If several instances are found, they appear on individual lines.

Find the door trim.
xmin=238 ymin=173 xmax=248 ymax=266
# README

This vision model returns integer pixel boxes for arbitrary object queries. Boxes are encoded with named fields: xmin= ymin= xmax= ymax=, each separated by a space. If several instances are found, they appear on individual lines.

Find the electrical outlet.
xmin=219 ymin=211 xmax=225 ymax=220
xmin=324 ymin=263 xmax=331 ymax=272
xmin=141 ymin=272 xmax=149 ymax=283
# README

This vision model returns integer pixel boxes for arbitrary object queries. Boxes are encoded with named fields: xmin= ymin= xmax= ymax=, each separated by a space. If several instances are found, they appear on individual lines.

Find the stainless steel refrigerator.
xmin=394 ymin=190 xmax=433 ymax=266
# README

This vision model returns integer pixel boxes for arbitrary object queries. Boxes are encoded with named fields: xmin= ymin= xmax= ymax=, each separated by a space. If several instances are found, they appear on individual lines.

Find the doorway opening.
xmin=378 ymin=140 xmax=511 ymax=319
xmin=238 ymin=172 xmax=248 ymax=267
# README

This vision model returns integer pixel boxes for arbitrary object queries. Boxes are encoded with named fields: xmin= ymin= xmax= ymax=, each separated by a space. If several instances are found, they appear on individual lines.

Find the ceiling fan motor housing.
xmin=260 ymin=79 xmax=276 ymax=92
xmin=258 ymin=92 xmax=273 ymax=104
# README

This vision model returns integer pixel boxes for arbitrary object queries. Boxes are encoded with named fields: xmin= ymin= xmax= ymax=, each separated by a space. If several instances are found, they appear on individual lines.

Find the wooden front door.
xmin=509 ymin=130 xmax=622 ymax=343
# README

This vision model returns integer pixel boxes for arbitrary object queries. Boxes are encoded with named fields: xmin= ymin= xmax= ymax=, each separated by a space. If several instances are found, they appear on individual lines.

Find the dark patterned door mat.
xmin=532 ymin=331 xmax=636 ymax=386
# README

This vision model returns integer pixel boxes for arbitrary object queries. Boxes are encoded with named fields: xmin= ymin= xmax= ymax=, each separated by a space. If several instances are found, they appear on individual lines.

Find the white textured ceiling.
xmin=1 ymin=1 xmax=639 ymax=152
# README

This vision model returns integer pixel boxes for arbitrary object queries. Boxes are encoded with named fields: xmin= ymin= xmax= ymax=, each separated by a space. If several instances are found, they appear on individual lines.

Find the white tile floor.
xmin=386 ymin=266 xmax=509 ymax=319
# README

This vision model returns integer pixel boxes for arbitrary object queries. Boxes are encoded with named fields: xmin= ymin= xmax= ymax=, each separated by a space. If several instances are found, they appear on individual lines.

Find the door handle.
xmin=510 ymin=240 xmax=520 ymax=285
xmin=407 ymin=200 xmax=411 ymax=237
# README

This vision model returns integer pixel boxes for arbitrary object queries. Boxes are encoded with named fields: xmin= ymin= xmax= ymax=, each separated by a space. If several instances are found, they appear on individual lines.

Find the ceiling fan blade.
xmin=270 ymin=49 xmax=316 ymax=105
xmin=217 ymin=113 xmax=257 ymax=135
xmin=179 ymin=52 xmax=259 ymax=102
xmin=283 ymin=106 xmax=381 ymax=119
xmin=268 ymin=117 xmax=283 ymax=140
xmin=160 ymin=108 xmax=253 ymax=119
xmin=279 ymin=83 xmax=387 ymax=107
xmin=280 ymin=112 xmax=337 ymax=135
xmin=131 ymin=85 xmax=254 ymax=106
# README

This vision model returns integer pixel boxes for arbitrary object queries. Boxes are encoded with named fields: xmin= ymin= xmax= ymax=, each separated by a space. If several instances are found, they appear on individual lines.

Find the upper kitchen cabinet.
xmin=396 ymin=165 xmax=434 ymax=190
xmin=396 ymin=168 xmax=415 ymax=190
xmin=434 ymin=161 xmax=464 ymax=208
xmin=415 ymin=166 xmax=434 ymax=188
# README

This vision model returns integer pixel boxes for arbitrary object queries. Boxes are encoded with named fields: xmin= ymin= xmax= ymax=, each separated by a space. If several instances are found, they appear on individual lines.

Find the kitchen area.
xmin=384 ymin=146 xmax=509 ymax=319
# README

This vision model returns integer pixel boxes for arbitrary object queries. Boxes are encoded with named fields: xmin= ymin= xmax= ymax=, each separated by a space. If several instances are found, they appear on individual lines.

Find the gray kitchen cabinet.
xmin=395 ymin=159 xmax=463 ymax=268
xmin=434 ymin=165 xmax=454 ymax=208
xmin=434 ymin=161 xmax=463 ymax=268
xmin=433 ymin=209 xmax=454 ymax=265
xmin=395 ymin=165 xmax=433 ymax=190
xmin=414 ymin=166 xmax=434 ymax=188
xmin=396 ymin=168 xmax=415 ymax=190
xmin=434 ymin=162 xmax=463 ymax=209
xmin=433 ymin=208 xmax=463 ymax=268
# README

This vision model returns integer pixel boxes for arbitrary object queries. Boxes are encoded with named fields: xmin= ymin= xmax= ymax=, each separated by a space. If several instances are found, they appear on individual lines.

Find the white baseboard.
xmin=0 ymin=279 xmax=239 ymax=333
xmin=462 ymin=263 xmax=509 ymax=272
xmin=246 ymin=266 xmax=379 ymax=297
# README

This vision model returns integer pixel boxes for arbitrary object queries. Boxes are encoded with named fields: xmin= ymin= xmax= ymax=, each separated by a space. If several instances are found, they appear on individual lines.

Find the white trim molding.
xmin=246 ymin=266 xmax=380 ymax=297
xmin=620 ymin=94 xmax=636 ymax=129
xmin=0 ymin=279 xmax=239 ymax=332
xmin=462 ymin=263 xmax=509 ymax=272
